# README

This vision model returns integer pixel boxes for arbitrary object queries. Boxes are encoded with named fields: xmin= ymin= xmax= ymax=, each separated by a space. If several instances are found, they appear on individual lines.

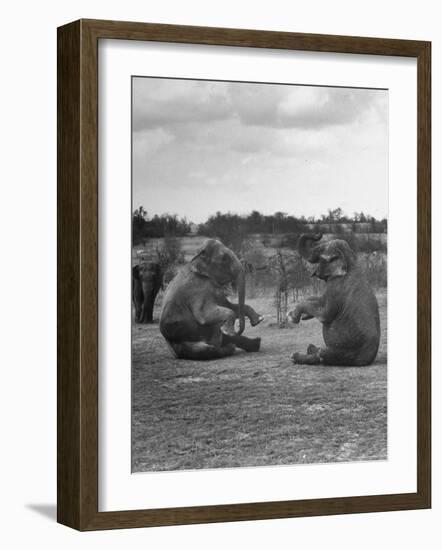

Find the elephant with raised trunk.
xmin=287 ymin=233 xmax=380 ymax=366
xmin=160 ymin=239 xmax=264 ymax=360
xmin=132 ymin=261 xmax=163 ymax=323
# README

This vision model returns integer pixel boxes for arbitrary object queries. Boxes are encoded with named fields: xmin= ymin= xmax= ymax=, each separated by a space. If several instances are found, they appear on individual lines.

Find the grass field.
xmin=132 ymin=291 xmax=387 ymax=472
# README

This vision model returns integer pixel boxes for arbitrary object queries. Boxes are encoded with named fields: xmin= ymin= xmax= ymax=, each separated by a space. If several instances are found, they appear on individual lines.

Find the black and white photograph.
xmin=0 ymin=0 xmax=436 ymax=542
xmin=131 ymin=76 xmax=388 ymax=473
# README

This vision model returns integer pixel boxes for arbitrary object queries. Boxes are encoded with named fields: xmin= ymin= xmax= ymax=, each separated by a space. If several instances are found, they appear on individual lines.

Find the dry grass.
xmin=132 ymin=291 xmax=387 ymax=472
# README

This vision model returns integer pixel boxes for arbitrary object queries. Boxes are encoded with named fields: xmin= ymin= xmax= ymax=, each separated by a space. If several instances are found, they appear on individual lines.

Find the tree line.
xmin=199 ymin=208 xmax=387 ymax=237
xmin=133 ymin=206 xmax=387 ymax=245
xmin=133 ymin=207 xmax=191 ymax=244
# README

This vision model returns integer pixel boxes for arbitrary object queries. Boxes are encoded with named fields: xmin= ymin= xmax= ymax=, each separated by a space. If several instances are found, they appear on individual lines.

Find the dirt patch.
xmin=131 ymin=292 xmax=387 ymax=472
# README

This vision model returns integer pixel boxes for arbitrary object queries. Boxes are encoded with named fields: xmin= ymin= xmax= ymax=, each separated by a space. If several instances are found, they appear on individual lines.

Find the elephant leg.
xmin=132 ymin=284 xmax=143 ymax=323
xmin=133 ymin=299 xmax=142 ymax=323
xmin=225 ymin=301 xmax=264 ymax=326
xmin=291 ymin=351 xmax=321 ymax=365
xmin=141 ymin=304 xmax=153 ymax=323
xmin=141 ymin=286 xmax=155 ymax=323
xmin=292 ymin=345 xmax=363 ymax=366
xmin=222 ymin=333 xmax=261 ymax=352
xmin=194 ymin=305 xmax=238 ymax=337
xmin=167 ymin=340 xmax=235 ymax=360
xmin=319 ymin=347 xmax=371 ymax=366
xmin=288 ymin=298 xmax=327 ymax=324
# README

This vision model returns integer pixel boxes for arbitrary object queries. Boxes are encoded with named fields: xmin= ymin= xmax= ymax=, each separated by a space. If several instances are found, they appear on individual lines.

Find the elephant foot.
xmin=220 ymin=321 xmax=236 ymax=337
xmin=307 ymin=344 xmax=320 ymax=355
xmin=287 ymin=309 xmax=301 ymax=324
xmin=246 ymin=337 xmax=261 ymax=352
xmin=250 ymin=314 xmax=265 ymax=327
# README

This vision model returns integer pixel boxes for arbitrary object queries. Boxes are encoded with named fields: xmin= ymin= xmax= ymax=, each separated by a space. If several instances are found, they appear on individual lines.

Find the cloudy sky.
xmin=132 ymin=77 xmax=388 ymax=224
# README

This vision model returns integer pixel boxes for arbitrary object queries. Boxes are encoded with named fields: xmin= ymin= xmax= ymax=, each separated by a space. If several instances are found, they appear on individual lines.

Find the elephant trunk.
xmin=232 ymin=258 xmax=246 ymax=335
xmin=298 ymin=233 xmax=323 ymax=263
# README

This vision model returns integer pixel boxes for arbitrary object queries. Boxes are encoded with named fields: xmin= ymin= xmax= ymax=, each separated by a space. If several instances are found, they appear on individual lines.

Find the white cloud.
xmin=133 ymin=128 xmax=175 ymax=157
xmin=133 ymin=78 xmax=231 ymax=131
xmin=132 ymin=77 xmax=388 ymax=223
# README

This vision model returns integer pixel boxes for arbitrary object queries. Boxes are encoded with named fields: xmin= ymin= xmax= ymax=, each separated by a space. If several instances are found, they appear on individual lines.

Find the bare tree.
xmin=267 ymin=250 xmax=320 ymax=327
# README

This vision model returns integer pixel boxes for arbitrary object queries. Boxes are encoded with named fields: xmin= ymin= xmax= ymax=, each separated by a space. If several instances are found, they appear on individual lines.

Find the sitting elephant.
xmin=132 ymin=261 xmax=163 ymax=323
xmin=160 ymin=239 xmax=263 ymax=360
xmin=287 ymin=233 xmax=380 ymax=366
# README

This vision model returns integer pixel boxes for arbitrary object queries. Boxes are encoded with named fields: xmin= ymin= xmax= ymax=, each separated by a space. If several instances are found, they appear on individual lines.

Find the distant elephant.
xmin=160 ymin=239 xmax=263 ymax=360
xmin=287 ymin=233 xmax=380 ymax=366
xmin=132 ymin=261 xmax=163 ymax=323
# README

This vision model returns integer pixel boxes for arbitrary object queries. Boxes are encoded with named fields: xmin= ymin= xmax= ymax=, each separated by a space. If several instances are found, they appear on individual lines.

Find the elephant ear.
xmin=321 ymin=252 xmax=348 ymax=277
xmin=132 ymin=265 xmax=140 ymax=279
xmin=322 ymin=240 xmax=356 ymax=277
xmin=190 ymin=247 xmax=211 ymax=278
xmin=337 ymin=240 xmax=356 ymax=272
